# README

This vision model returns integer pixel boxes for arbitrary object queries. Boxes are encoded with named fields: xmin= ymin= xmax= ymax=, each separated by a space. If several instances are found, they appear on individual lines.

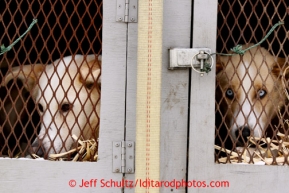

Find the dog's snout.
xmin=235 ymin=126 xmax=251 ymax=145
xmin=241 ymin=127 xmax=251 ymax=139
xmin=31 ymin=139 xmax=44 ymax=157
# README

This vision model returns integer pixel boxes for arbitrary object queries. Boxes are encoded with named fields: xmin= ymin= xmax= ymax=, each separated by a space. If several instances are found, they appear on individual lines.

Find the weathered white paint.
xmin=0 ymin=1 xmax=125 ymax=192
xmin=160 ymin=0 xmax=191 ymax=193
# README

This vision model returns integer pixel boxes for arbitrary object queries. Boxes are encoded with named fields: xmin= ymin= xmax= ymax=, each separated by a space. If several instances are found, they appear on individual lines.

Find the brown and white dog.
xmin=215 ymin=44 xmax=288 ymax=147
xmin=4 ymin=55 xmax=101 ymax=157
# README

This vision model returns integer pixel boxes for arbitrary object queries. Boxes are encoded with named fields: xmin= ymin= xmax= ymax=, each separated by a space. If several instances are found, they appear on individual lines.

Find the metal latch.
xmin=169 ymin=48 xmax=214 ymax=76
xmin=113 ymin=141 xmax=135 ymax=174
xmin=116 ymin=0 xmax=138 ymax=23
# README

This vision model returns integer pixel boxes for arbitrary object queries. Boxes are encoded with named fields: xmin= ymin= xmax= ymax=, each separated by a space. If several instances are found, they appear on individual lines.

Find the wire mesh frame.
xmin=0 ymin=0 xmax=102 ymax=161
xmin=215 ymin=0 xmax=289 ymax=165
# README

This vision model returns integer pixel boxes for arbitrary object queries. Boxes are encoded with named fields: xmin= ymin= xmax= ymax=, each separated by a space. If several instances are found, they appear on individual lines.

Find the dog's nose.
xmin=241 ymin=127 xmax=251 ymax=139
xmin=31 ymin=140 xmax=44 ymax=157
xmin=235 ymin=126 xmax=251 ymax=145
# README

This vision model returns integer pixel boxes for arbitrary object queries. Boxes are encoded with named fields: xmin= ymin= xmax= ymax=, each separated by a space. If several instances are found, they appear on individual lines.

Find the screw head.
xmin=115 ymin=168 xmax=120 ymax=172
xmin=130 ymin=17 xmax=135 ymax=22
xmin=115 ymin=143 xmax=120 ymax=147
xmin=127 ymin=168 xmax=132 ymax=173
xmin=127 ymin=143 xmax=132 ymax=147
xmin=118 ymin=17 xmax=123 ymax=21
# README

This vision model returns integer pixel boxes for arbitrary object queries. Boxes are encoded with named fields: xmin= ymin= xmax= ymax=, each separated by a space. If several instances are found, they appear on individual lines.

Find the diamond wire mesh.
xmin=0 ymin=0 xmax=102 ymax=161
xmin=215 ymin=0 xmax=289 ymax=165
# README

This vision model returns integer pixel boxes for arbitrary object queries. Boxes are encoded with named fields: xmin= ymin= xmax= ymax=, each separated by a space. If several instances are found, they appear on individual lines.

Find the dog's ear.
xmin=272 ymin=57 xmax=288 ymax=78
xmin=3 ymin=64 xmax=45 ymax=91
xmin=216 ymin=55 xmax=224 ymax=74
xmin=79 ymin=55 xmax=101 ymax=90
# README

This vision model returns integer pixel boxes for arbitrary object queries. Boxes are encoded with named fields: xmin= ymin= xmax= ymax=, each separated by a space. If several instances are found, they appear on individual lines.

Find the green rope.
xmin=212 ymin=21 xmax=284 ymax=57
xmin=0 ymin=19 xmax=38 ymax=56
xmin=201 ymin=21 xmax=284 ymax=74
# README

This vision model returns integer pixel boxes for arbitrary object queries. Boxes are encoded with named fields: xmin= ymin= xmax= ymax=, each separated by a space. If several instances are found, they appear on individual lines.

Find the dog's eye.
xmin=38 ymin=104 xmax=44 ymax=113
xmin=258 ymin=89 xmax=267 ymax=99
xmin=61 ymin=103 xmax=73 ymax=113
xmin=225 ymin=88 xmax=234 ymax=99
xmin=85 ymin=82 xmax=94 ymax=90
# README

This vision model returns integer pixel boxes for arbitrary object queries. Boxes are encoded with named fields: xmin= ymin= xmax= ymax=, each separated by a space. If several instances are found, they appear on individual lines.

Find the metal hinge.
xmin=116 ymin=0 xmax=138 ymax=23
xmin=112 ymin=141 xmax=135 ymax=174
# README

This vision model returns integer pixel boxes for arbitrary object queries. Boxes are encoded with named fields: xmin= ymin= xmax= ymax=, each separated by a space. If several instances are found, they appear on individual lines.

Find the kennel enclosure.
xmin=1 ymin=0 xmax=289 ymax=193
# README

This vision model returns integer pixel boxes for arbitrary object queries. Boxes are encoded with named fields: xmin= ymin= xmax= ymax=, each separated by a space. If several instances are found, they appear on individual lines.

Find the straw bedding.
xmin=215 ymin=66 xmax=289 ymax=165
xmin=30 ymin=135 xmax=98 ymax=162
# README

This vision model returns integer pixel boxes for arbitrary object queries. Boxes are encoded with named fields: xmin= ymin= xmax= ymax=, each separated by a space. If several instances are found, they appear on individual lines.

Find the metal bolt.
xmin=127 ymin=168 xmax=132 ymax=173
xmin=114 ymin=155 xmax=118 ymax=159
xmin=115 ymin=168 xmax=120 ymax=172
xmin=197 ymin=51 xmax=208 ymax=70
xmin=115 ymin=143 xmax=120 ymax=147
xmin=129 ymin=155 xmax=133 ymax=159
xmin=127 ymin=143 xmax=132 ymax=147
xmin=118 ymin=17 xmax=123 ymax=21
xmin=196 ymin=51 xmax=209 ymax=77
xmin=130 ymin=18 xmax=135 ymax=22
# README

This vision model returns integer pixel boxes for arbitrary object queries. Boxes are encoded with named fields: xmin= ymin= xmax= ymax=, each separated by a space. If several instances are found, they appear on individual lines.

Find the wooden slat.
xmin=124 ymin=12 xmax=138 ymax=193
xmin=188 ymin=0 xmax=218 ymax=192
xmin=159 ymin=0 xmax=191 ymax=193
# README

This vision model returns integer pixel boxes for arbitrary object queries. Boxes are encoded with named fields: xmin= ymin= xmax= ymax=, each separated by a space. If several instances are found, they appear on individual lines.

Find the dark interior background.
xmin=217 ymin=0 xmax=289 ymax=57
xmin=0 ymin=0 xmax=102 ymax=66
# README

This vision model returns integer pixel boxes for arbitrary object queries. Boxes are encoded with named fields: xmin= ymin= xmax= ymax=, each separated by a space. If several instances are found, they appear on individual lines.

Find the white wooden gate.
xmin=1 ymin=0 xmax=288 ymax=193
xmin=188 ymin=1 xmax=289 ymax=193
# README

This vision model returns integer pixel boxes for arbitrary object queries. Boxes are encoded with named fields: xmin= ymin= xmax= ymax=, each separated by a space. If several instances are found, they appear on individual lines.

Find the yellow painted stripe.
xmin=135 ymin=0 xmax=163 ymax=192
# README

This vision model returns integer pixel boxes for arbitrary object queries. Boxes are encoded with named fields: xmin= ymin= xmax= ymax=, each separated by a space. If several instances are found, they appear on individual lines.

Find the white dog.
xmin=4 ymin=55 xmax=101 ymax=157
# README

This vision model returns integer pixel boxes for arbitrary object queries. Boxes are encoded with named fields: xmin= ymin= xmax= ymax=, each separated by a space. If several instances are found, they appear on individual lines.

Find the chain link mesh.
xmin=215 ymin=0 xmax=289 ymax=165
xmin=0 ymin=0 xmax=102 ymax=161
